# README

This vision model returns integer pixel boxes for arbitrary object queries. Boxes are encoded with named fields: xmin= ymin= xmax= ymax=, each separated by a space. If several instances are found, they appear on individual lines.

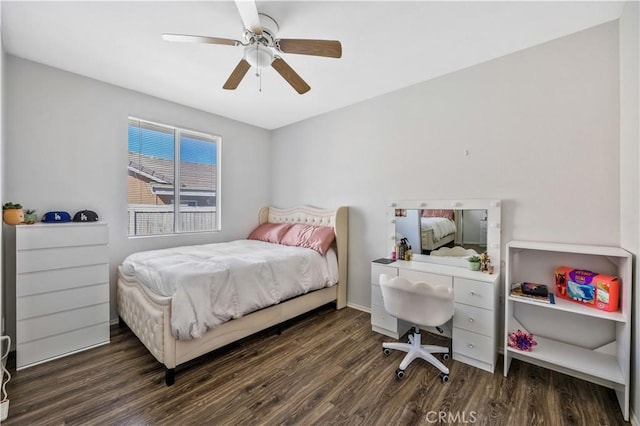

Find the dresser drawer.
xmin=452 ymin=328 xmax=494 ymax=365
xmin=371 ymin=264 xmax=398 ymax=285
xmin=453 ymin=303 xmax=494 ymax=337
xmin=454 ymin=277 xmax=494 ymax=310
xmin=17 ymin=323 xmax=109 ymax=369
xmin=17 ymin=283 xmax=109 ymax=320
xmin=399 ymin=269 xmax=452 ymax=288
xmin=371 ymin=303 xmax=399 ymax=331
xmin=16 ymin=223 xmax=108 ymax=250
xmin=17 ymin=245 xmax=109 ymax=273
xmin=372 ymin=284 xmax=384 ymax=306
xmin=16 ymin=303 xmax=109 ymax=344
xmin=17 ymin=264 xmax=109 ymax=297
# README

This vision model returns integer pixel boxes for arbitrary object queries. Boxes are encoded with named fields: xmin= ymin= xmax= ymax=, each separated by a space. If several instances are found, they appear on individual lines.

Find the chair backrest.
xmin=379 ymin=274 xmax=455 ymax=327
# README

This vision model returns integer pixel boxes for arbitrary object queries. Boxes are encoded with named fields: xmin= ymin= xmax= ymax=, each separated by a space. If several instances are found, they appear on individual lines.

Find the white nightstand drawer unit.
xmin=15 ymin=222 xmax=110 ymax=369
xmin=451 ymin=276 xmax=498 ymax=373
xmin=370 ymin=263 xmax=410 ymax=339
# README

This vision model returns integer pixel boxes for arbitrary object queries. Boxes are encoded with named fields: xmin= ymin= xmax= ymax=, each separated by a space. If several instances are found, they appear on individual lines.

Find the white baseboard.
xmin=346 ymin=302 xmax=370 ymax=313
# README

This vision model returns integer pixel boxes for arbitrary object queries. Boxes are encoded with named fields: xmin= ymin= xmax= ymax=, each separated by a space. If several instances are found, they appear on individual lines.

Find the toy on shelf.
xmin=555 ymin=266 xmax=620 ymax=312
xmin=508 ymin=330 xmax=537 ymax=352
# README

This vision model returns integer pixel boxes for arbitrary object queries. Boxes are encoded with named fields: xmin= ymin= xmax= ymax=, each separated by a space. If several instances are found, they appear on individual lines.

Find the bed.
xmin=117 ymin=205 xmax=348 ymax=385
xmin=420 ymin=209 xmax=457 ymax=251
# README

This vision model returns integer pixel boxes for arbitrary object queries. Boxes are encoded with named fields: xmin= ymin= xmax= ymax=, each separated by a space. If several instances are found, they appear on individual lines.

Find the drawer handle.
xmin=468 ymin=344 xmax=474 ymax=349
xmin=468 ymin=318 xmax=474 ymax=323
xmin=469 ymin=291 xmax=476 ymax=296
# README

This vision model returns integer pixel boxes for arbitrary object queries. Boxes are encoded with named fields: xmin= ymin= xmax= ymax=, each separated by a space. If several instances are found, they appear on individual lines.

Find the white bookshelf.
xmin=503 ymin=241 xmax=631 ymax=421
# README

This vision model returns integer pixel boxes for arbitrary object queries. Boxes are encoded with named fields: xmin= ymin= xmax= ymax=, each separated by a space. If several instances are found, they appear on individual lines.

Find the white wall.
xmin=3 ymin=56 xmax=271 ymax=340
xmin=619 ymin=1 xmax=640 ymax=422
xmin=271 ymin=22 xmax=620 ymax=309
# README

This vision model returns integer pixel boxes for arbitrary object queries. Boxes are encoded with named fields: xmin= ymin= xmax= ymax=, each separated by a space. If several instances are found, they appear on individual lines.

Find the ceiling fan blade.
xmin=271 ymin=57 xmax=311 ymax=94
xmin=235 ymin=0 xmax=262 ymax=35
xmin=162 ymin=33 xmax=240 ymax=46
xmin=277 ymin=39 xmax=342 ymax=58
xmin=223 ymin=59 xmax=251 ymax=90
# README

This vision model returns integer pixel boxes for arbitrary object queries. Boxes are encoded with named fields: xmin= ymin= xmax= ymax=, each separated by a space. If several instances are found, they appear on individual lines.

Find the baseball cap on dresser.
xmin=42 ymin=211 xmax=72 ymax=223
xmin=72 ymin=210 xmax=99 ymax=222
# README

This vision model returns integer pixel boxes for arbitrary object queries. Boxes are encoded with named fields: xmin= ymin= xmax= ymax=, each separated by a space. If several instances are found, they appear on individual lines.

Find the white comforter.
xmin=421 ymin=217 xmax=456 ymax=241
xmin=121 ymin=240 xmax=339 ymax=340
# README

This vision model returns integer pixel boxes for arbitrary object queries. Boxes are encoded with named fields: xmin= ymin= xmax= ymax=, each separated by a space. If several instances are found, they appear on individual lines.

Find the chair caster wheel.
xmin=383 ymin=348 xmax=391 ymax=356
xmin=396 ymin=368 xmax=405 ymax=380
xmin=442 ymin=353 xmax=450 ymax=361
xmin=440 ymin=373 xmax=449 ymax=383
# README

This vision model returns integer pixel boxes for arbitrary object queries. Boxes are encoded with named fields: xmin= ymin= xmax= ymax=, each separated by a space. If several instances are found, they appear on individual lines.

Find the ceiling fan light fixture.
xmin=244 ymin=44 xmax=274 ymax=69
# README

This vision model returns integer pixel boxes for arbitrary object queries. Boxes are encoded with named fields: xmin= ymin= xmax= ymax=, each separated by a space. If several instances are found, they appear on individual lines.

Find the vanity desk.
xmin=371 ymin=198 xmax=502 ymax=374
xmin=371 ymin=260 xmax=500 ymax=373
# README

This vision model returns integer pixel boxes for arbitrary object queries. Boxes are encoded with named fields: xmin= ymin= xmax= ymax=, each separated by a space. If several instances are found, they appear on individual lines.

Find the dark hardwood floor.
xmin=3 ymin=306 xmax=628 ymax=425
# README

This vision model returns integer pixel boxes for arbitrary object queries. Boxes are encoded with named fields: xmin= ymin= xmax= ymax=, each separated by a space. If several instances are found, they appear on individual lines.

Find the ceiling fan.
xmin=162 ymin=0 xmax=342 ymax=94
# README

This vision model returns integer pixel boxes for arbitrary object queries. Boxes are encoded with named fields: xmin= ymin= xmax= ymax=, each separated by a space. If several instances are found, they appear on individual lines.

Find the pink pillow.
xmin=280 ymin=224 xmax=336 ymax=255
xmin=421 ymin=209 xmax=455 ymax=220
xmin=247 ymin=223 xmax=292 ymax=244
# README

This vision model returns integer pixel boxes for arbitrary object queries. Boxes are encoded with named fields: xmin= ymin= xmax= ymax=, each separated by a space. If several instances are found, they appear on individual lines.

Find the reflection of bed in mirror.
xmin=420 ymin=209 xmax=457 ymax=251
xmin=393 ymin=206 xmax=488 ymax=257
xmin=388 ymin=199 xmax=500 ymax=269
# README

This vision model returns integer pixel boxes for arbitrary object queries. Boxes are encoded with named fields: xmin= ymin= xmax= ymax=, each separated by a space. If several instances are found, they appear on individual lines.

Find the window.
xmin=127 ymin=117 xmax=220 ymax=236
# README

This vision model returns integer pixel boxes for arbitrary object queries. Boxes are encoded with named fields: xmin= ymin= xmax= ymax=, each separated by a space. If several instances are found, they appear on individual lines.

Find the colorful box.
xmin=555 ymin=266 xmax=620 ymax=312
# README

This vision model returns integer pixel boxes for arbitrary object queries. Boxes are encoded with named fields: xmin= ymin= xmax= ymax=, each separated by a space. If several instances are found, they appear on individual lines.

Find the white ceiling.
xmin=1 ymin=1 xmax=625 ymax=130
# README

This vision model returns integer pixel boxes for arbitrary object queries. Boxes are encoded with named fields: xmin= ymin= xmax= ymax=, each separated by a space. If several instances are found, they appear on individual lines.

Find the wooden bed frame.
xmin=117 ymin=205 xmax=348 ymax=385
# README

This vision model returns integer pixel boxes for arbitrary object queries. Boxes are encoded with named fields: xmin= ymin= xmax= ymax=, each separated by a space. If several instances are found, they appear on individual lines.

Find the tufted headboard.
xmin=258 ymin=205 xmax=348 ymax=309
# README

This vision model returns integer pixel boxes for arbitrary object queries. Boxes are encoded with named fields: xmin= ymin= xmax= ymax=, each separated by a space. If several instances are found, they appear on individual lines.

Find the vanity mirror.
xmin=388 ymin=199 xmax=501 ymax=268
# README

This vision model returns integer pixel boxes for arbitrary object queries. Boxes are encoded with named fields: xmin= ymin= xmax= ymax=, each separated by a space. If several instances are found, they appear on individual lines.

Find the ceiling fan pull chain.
xmin=259 ymin=68 xmax=262 ymax=92
xmin=255 ymin=44 xmax=260 ymax=77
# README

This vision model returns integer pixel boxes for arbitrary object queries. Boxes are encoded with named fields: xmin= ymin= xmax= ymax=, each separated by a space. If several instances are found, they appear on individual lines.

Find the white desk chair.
xmin=379 ymin=274 xmax=454 ymax=382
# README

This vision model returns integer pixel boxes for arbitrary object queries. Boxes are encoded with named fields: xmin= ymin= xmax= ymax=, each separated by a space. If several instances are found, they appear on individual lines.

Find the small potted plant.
xmin=23 ymin=209 xmax=37 ymax=224
xmin=2 ymin=202 xmax=24 ymax=225
xmin=468 ymin=255 xmax=481 ymax=271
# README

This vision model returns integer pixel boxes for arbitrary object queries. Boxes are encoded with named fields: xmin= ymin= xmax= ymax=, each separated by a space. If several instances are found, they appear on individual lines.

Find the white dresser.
xmin=371 ymin=259 xmax=500 ymax=373
xmin=15 ymin=222 xmax=110 ymax=369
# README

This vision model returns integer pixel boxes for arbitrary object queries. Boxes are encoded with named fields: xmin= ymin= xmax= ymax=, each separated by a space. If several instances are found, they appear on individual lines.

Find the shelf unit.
xmin=503 ymin=241 xmax=631 ymax=421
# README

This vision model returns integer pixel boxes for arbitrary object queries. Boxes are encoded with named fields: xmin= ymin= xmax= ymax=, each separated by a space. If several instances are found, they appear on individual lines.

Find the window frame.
xmin=127 ymin=117 xmax=222 ymax=237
